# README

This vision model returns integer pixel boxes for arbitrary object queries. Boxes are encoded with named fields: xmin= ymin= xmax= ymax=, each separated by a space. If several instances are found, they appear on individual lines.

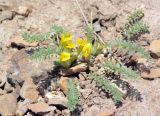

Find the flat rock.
xmin=0 ymin=94 xmax=17 ymax=116
xmin=58 ymin=76 xmax=68 ymax=93
xmin=8 ymin=49 xmax=53 ymax=84
xmin=99 ymin=109 xmax=115 ymax=116
xmin=27 ymin=102 xmax=56 ymax=114
xmin=46 ymin=92 xmax=68 ymax=107
xmin=80 ymin=89 xmax=92 ymax=99
xmin=84 ymin=105 xmax=100 ymax=116
xmin=16 ymin=6 xmax=32 ymax=17
xmin=10 ymin=35 xmax=38 ymax=48
xmin=16 ymin=99 xmax=33 ymax=116
xmin=20 ymin=77 xmax=39 ymax=102
xmin=141 ymin=68 xmax=160 ymax=79
xmin=149 ymin=40 xmax=160 ymax=58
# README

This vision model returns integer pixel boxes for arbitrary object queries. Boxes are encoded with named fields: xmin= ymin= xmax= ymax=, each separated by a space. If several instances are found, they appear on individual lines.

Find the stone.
xmin=20 ymin=77 xmax=39 ymax=102
xmin=141 ymin=68 xmax=160 ymax=79
xmin=10 ymin=35 xmax=38 ymax=48
xmin=16 ymin=99 xmax=33 ymax=116
xmin=8 ymin=49 xmax=53 ymax=85
xmin=0 ymin=94 xmax=17 ymax=116
xmin=0 ymin=10 xmax=14 ymax=23
xmin=16 ymin=6 xmax=32 ymax=17
xmin=149 ymin=40 xmax=160 ymax=58
xmin=84 ymin=105 xmax=100 ymax=116
xmin=58 ymin=77 xmax=68 ymax=92
xmin=80 ymin=89 xmax=92 ymax=99
xmin=78 ymin=73 xmax=86 ymax=82
xmin=0 ymin=88 xmax=6 ymax=95
xmin=156 ymin=59 xmax=160 ymax=67
xmin=93 ymin=21 xmax=101 ymax=32
xmin=46 ymin=92 xmax=68 ymax=107
xmin=60 ymin=63 xmax=88 ymax=76
xmin=27 ymin=102 xmax=56 ymax=114
xmin=99 ymin=109 xmax=115 ymax=116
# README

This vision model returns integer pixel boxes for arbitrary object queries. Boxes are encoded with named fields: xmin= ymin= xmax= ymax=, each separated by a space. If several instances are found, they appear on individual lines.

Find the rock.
xmin=93 ymin=21 xmax=101 ymax=32
xmin=20 ymin=77 xmax=39 ymax=102
xmin=0 ymin=88 xmax=6 ymax=95
xmin=78 ymin=73 xmax=86 ymax=82
xmin=27 ymin=102 xmax=56 ymax=114
xmin=0 ymin=10 xmax=14 ymax=23
xmin=8 ymin=49 xmax=53 ymax=85
xmin=10 ymin=35 xmax=38 ymax=48
xmin=0 ymin=94 xmax=17 ymax=116
xmin=16 ymin=6 xmax=32 ymax=17
xmin=141 ymin=68 xmax=160 ymax=79
xmin=58 ymin=77 xmax=68 ymax=93
xmin=61 ymin=109 xmax=70 ymax=116
xmin=99 ymin=109 xmax=115 ymax=116
xmin=44 ymin=110 xmax=55 ymax=116
xmin=156 ymin=59 xmax=160 ymax=67
xmin=84 ymin=105 xmax=100 ymax=116
xmin=149 ymin=40 xmax=160 ymax=58
xmin=16 ymin=99 xmax=33 ymax=116
xmin=60 ymin=63 xmax=88 ymax=76
xmin=80 ymin=89 xmax=92 ymax=99
xmin=46 ymin=92 xmax=68 ymax=107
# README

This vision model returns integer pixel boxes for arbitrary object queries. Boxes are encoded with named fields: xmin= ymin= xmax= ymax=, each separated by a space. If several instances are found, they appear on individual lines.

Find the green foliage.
xmin=127 ymin=10 xmax=144 ymax=24
xmin=66 ymin=79 xmax=79 ymax=111
xmin=85 ymin=24 xmax=94 ymax=42
xmin=122 ymin=21 xmax=149 ymax=40
xmin=92 ymin=39 xmax=105 ymax=56
xmin=30 ymin=47 xmax=61 ymax=60
xmin=103 ymin=60 xmax=140 ymax=79
xmin=22 ymin=32 xmax=49 ymax=43
xmin=50 ymin=24 xmax=63 ymax=35
xmin=109 ymin=39 xmax=150 ymax=59
xmin=88 ymin=72 xmax=123 ymax=103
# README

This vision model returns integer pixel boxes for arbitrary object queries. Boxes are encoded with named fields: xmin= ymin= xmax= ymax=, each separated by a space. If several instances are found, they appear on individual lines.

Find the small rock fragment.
xmin=20 ymin=77 xmax=39 ymax=102
xmin=99 ymin=109 xmax=115 ymax=116
xmin=141 ymin=68 xmax=160 ymax=79
xmin=156 ymin=59 xmax=160 ymax=67
xmin=27 ymin=102 xmax=56 ymax=114
xmin=60 ymin=63 xmax=88 ymax=76
xmin=16 ymin=99 xmax=33 ymax=116
xmin=93 ymin=21 xmax=101 ymax=32
xmin=0 ymin=88 xmax=6 ymax=95
xmin=0 ymin=94 xmax=17 ymax=116
xmin=16 ymin=6 xmax=32 ymax=17
xmin=58 ymin=76 xmax=68 ymax=92
xmin=80 ymin=88 xmax=92 ymax=99
xmin=10 ymin=35 xmax=38 ymax=48
xmin=46 ymin=93 xmax=68 ymax=107
xmin=84 ymin=105 xmax=100 ymax=116
xmin=149 ymin=40 xmax=160 ymax=58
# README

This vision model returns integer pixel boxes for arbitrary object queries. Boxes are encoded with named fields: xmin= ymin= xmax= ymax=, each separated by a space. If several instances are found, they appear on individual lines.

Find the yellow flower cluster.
xmin=59 ymin=32 xmax=92 ymax=68
xmin=58 ymin=32 xmax=104 ymax=68
xmin=76 ymin=38 xmax=92 ymax=59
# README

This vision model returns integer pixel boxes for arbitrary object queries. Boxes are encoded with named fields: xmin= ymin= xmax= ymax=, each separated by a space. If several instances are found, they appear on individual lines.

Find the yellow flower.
xmin=76 ymin=38 xmax=87 ymax=53
xmin=60 ymin=32 xmax=75 ymax=49
xmin=60 ymin=32 xmax=71 ymax=44
xmin=60 ymin=52 xmax=71 ymax=62
xmin=76 ymin=38 xmax=87 ymax=47
xmin=65 ymin=42 xmax=76 ymax=49
xmin=82 ymin=43 xmax=92 ymax=58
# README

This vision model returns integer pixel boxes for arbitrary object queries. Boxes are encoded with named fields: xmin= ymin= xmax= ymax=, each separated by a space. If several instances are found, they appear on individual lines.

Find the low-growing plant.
xmin=22 ymin=7 xmax=149 ymax=112
xmin=121 ymin=10 xmax=149 ymax=40
xmin=66 ymin=79 xmax=79 ymax=111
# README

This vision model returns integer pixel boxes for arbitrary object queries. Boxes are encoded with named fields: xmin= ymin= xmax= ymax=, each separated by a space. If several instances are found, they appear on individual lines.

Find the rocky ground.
xmin=0 ymin=0 xmax=160 ymax=116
